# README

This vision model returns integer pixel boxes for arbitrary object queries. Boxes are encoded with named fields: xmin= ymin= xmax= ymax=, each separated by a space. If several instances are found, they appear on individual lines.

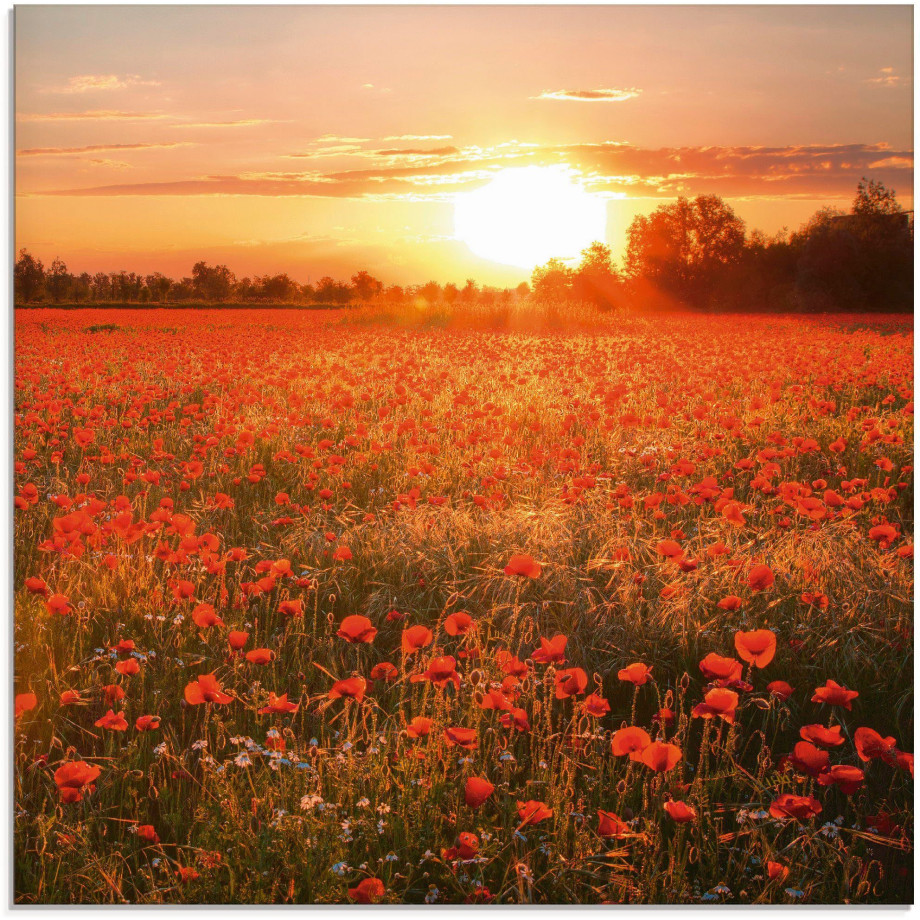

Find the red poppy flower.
xmin=768 ymin=793 xmax=822 ymax=821
xmin=46 ymin=593 xmax=73 ymax=616
xmin=406 ymin=716 xmax=433 ymax=738
xmin=664 ymin=800 xmax=697 ymax=823
xmin=464 ymin=776 xmax=495 ymax=808
xmin=504 ymin=554 xmax=542 ymax=578
xmin=583 ymin=693 xmax=611 ymax=717
xmin=499 ymin=707 xmax=531 ymax=732
xmin=717 ymin=595 xmax=743 ymax=611
xmin=597 ymin=810 xmax=630 ymax=837
xmin=15 ymin=692 xmax=37 ymax=719
xmin=854 ymin=726 xmax=899 ymax=764
xmin=799 ymin=724 xmax=845 ymax=748
xmin=278 ymin=599 xmax=304 ymax=618
xmin=611 ymin=726 xmax=652 ymax=758
xmin=370 ymin=661 xmax=398 ymax=682
xmin=338 ymin=615 xmax=377 ymax=644
xmin=747 ymin=563 xmax=775 ymax=591
xmin=228 ymin=630 xmax=249 ymax=651
xmin=618 ymin=662 xmax=652 ymax=686
xmin=401 ymin=624 xmax=433 ymax=654
xmin=54 ymin=761 xmax=101 ymax=803
xmin=638 ymin=741 xmax=683 ymax=773
xmin=767 ymin=680 xmax=794 ymax=701
xmin=444 ymin=726 xmax=479 ymax=750
xmin=554 ymin=667 xmax=588 ymax=699
xmin=656 ymin=539 xmax=684 ymax=559
xmin=531 ymin=634 xmax=567 ymax=665
xmin=691 ymin=688 xmax=739 ymax=723
xmin=94 ymin=709 xmax=128 ymax=731
xmin=767 ymin=861 xmax=789 ymax=881
xmin=115 ymin=659 xmax=140 ymax=676
xmin=444 ymin=611 xmax=475 ymax=636
xmin=184 ymin=673 xmax=233 ymax=705
xmin=258 ymin=692 xmax=298 ymax=714
xmin=102 ymin=684 xmax=125 ymax=705
xmin=517 ymin=799 xmax=553 ymax=826
xmin=348 ymin=878 xmax=385 ymax=904
xmin=328 ymin=677 xmax=366 ymax=703
xmin=699 ymin=653 xmax=743 ymax=684
xmin=733 ymin=629 xmax=776 ymax=668
xmin=411 ymin=655 xmax=461 ymax=690
xmin=245 ymin=648 xmax=275 ymax=665
xmin=137 ymin=825 xmax=160 ymax=844
xmin=192 ymin=603 xmax=224 ymax=629
xmin=135 ymin=715 xmax=161 ymax=731
xmin=817 ymin=764 xmax=865 ymax=795
xmin=788 ymin=741 xmax=830 ymax=778
xmin=811 ymin=679 xmax=858 ymax=710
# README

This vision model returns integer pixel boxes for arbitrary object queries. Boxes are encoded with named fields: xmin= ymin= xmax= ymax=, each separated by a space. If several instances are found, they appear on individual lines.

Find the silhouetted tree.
xmin=572 ymin=241 xmax=621 ymax=309
xmin=351 ymin=270 xmax=383 ymax=301
xmin=418 ymin=281 xmax=441 ymax=305
xmin=192 ymin=262 xmax=236 ymax=302
xmin=46 ymin=258 xmax=72 ymax=304
xmin=530 ymin=258 xmax=572 ymax=302
xmin=315 ymin=276 xmax=351 ymax=304
xmin=625 ymin=195 xmax=745 ymax=307
xmin=145 ymin=273 xmax=173 ymax=303
xmin=15 ymin=249 xmax=45 ymax=303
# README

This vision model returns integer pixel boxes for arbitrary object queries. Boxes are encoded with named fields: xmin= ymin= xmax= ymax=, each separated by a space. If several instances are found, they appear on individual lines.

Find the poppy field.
xmin=13 ymin=307 xmax=913 ymax=904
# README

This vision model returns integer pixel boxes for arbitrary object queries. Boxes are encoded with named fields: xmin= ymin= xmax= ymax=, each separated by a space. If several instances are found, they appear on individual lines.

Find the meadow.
xmin=13 ymin=305 xmax=913 ymax=904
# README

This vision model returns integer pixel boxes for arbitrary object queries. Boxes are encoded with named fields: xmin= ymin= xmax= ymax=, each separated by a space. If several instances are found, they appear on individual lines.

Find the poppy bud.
xmin=469 ymin=669 xmax=483 ymax=687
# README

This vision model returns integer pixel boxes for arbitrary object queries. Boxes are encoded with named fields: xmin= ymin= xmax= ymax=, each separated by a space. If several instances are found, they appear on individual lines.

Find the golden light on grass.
xmin=453 ymin=166 xmax=607 ymax=269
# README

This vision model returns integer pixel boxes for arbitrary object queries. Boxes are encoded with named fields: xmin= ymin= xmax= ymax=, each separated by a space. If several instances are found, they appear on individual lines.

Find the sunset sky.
xmin=15 ymin=4 xmax=914 ymax=286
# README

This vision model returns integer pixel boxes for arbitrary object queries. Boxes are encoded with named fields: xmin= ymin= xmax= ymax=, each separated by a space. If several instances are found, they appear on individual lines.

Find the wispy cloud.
xmin=17 ymin=142 xmax=191 ymax=157
xmin=535 ymin=88 xmax=641 ymax=102
xmin=37 ymin=142 xmax=913 ymax=203
xmin=171 ymin=119 xmax=277 ymax=128
xmin=382 ymin=134 xmax=452 ymax=142
xmin=18 ymin=109 xmax=171 ymax=121
xmin=867 ymin=67 xmax=905 ymax=88
xmin=46 ymin=73 xmax=161 ymax=94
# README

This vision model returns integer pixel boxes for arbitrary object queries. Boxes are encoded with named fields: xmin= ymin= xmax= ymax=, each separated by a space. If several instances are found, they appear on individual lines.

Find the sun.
xmin=454 ymin=165 xmax=607 ymax=269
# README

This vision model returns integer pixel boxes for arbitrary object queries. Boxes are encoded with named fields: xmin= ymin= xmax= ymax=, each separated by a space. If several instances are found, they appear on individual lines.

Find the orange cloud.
xmin=36 ymin=142 xmax=913 ymax=202
xmin=18 ymin=110 xmax=171 ymax=121
xmin=48 ymin=73 xmax=161 ymax=93
xmin=535 ymin=88 xmax=641 ymax=102
xmin=17 ymin=142 xmax=191 ymax=157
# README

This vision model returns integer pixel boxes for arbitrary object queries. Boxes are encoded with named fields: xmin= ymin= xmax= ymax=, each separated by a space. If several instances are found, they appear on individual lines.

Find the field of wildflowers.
xmin=14 ymin=307 xmax=913 ymax=904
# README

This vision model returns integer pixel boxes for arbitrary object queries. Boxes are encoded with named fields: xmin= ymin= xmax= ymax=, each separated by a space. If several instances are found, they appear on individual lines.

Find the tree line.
xmin=15 ymin=178 xmax=911 ymax=312
xmin=531 ymin=178 xmax=912 ymax=312
xmin=13 ymin=255 xmax=527 ymax=309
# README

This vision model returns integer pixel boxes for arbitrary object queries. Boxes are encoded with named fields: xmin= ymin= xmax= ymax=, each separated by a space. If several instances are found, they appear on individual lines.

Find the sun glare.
xmin=453 ymin=166 xmax=608 ymax=269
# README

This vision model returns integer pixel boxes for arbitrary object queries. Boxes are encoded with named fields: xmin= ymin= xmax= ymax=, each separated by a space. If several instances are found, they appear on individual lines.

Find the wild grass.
xmin=14 ymin=306 xmax=913 ymax=904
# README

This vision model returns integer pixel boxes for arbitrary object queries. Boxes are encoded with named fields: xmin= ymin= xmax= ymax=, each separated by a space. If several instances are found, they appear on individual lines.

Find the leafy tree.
xmin=145 ymin=273 xmax=173 ymax=303
xmin=572 ymin=241 xmax=621 ymax=310
xmin=14 ymin=249 xmax=45 ymax=303
xmin=459 ymin=279 xmax=478 ymax=304
xmin=625 ymin=195 xmax=745 ymax=307
xmin=315 ymin=276 xmax=351 ymax=304
xmin=350 ymin=270 xmax=383 ymax=302
xmin=418 ymin=281 xmax=441 ymax=305
xmin=530 ymin=258 xmax=572 ymax=302
xmin=46 ymin=258 xmax=72 ymax=304
xmin=191 ymin=262 xmax=236 ymax=302
xmin=442 ymin=283 xmax=459 ymax=305
xmin=260 ymin=273 xmax=299 ymax=302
